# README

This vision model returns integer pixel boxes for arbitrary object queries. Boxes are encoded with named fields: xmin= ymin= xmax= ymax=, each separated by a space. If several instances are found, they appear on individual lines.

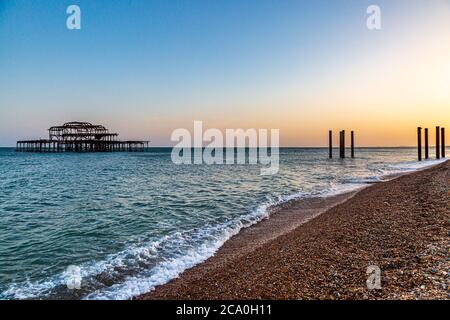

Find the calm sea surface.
xmin=0 ymin=147 xmax=446 ymax=299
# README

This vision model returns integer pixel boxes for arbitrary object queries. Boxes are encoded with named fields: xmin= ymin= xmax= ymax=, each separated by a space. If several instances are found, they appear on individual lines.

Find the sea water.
xmin=0 ymin=147 xmax=446 ymax=299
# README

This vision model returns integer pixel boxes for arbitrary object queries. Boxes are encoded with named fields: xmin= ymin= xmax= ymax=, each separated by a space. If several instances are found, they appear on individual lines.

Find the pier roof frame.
xmin=48 ymin=121 xmax=118 ymax=141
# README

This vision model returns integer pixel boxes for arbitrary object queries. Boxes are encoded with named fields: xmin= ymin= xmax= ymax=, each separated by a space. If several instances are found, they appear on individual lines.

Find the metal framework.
xmin=17 ymin=121 xmax=149 ymax=152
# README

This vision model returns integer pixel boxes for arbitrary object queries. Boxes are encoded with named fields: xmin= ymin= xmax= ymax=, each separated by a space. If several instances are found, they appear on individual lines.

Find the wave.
xmin=1 ymin=199 xmax=274 ymax=300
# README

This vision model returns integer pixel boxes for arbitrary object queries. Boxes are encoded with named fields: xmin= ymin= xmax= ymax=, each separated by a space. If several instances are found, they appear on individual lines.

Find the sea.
xmin=0 ymin=147 xmax=447 ymax=299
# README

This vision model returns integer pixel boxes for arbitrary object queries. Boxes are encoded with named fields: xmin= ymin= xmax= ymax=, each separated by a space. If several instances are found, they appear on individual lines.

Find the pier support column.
xmin=342 ymin=130 xmax=345 ymax=158
xmin=441 ymin=127 xmax=445 ymax=158
xmin=341 ymin=130 xmax=345 ymax=158
xmin=436 ymin=126 xmax=440 ymax=159
xmin=329 ymin=130 xmax=332 ymax=159
xmin=351 ymin=130 xmax=354 ymax=158
xmin=417 ymin=127 xmax=422 ymax=161
xmin=424 ymin=128 xmax=429 ymax=159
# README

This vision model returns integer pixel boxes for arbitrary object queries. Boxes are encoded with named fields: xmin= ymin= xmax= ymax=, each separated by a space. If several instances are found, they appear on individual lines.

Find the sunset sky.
xmin=0 ymin=0 xmax=449 ymax=146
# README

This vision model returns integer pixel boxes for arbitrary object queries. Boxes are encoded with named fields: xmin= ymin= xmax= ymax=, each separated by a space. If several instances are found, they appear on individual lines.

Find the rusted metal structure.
xmin=17 ymin=121 xmax=149 ymax=152
xmin=328 ymin=129 xmax=356 ymax=159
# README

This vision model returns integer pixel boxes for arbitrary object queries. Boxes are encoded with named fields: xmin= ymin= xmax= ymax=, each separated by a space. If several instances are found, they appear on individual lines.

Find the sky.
xmin=0 ymin=0 xmax=449 ymax=147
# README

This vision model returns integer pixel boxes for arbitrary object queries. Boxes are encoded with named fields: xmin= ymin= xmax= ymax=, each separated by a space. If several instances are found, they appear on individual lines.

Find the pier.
xmin=328 ymin=130 xmax=355 ymax=159
xmin=416 ymin=125 xmax=445 ymax=161
xmin=17 ymin=122 xmax=149 ymax=152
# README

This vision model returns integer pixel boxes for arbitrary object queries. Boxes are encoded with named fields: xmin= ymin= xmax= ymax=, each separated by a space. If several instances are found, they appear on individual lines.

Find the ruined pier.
xmin=17 ymin=122 xmax=149 ymax=152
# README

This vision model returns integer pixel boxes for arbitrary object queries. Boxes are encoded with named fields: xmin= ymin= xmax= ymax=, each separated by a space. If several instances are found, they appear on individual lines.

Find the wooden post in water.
xmin=351 ymin=130 xmax=355 ymax=158
xmin=436 ymin=126 xmax=440 ymax=159
xmin=339 ymin=130 xmax=344 ymax=158
xmin=329 ymin=130 xmax=332 ymax=158
xmin=338 ymin=131 xmax=341 ymax=158
xmin=417 ymin=127 xmax=422 ymax=161
xmin=424 ymin=128 xmax=429 ymax=159
xmin=342 ymin=130 xmax=345 ymax=158
xmin=441 ymin=127 xmax=445 ymax=158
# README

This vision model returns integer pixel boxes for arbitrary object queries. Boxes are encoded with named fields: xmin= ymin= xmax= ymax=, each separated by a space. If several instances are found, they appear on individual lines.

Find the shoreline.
xmin=138 ymin=159 xmax=449 ymax=299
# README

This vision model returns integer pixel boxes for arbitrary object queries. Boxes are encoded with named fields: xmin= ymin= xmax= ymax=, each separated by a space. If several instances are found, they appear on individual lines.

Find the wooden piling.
xmin=436 ymin=126 xmax=440 ymax=159
xmin=329 ymin=130 xmax=332 ymax=159
xmin=342 ymin=130 xmax=345 ymax=158
xmin=417 ymin=127 xmax=422 ymax=161
xmin=441 ymin=127 xmax=445 ymax=158
xmin=339 ymin=130 xmax=345 ymax=159
xmin=424 ymin=128 xmax=429 ymax=159
xmin=351 ymin=130 xmax=354 ymax=158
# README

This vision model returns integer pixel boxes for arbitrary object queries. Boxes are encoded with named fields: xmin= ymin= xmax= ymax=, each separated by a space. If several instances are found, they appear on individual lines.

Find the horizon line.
xmin=0 ymin=145 xmax=438 ymax=149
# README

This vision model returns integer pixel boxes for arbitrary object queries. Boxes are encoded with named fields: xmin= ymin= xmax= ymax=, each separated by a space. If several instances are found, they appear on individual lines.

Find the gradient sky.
xmin=1 ymin=0 xmax=449 ymax=146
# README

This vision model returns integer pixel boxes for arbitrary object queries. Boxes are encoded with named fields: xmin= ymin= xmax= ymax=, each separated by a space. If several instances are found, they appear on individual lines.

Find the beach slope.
xmin=140 ymin=160 xmax=449 ymax=300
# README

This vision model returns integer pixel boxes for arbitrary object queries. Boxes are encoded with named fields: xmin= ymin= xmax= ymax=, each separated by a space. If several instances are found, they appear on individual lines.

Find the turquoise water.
xmin=0 ymin=147 xmax=446 ymax=299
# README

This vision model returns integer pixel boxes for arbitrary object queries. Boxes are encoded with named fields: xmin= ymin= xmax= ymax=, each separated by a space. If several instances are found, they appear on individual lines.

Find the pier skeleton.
xmin=17 ymin=122 xmax=149 ymax=152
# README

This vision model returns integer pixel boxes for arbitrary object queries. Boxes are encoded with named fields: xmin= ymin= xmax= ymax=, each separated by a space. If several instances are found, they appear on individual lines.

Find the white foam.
xmin=84 ymin=180 xmax=373 ymax=300
xmin=85 ymin=202 xmax=273 ymax=300
xmin=0 ymin=201 xmax=273 ymax=300
xmin=385 ymin=158 xmax=447 ymax=172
